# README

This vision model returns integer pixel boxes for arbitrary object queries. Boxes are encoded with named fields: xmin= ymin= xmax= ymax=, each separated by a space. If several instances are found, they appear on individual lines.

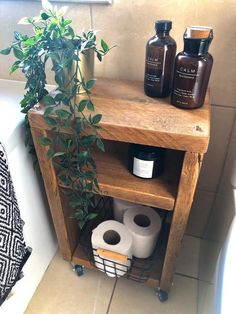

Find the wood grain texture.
xmin=97 ymin=249 xmax=128 ymax=263
xmin=30 ymin=127 xmax=78 ymax=261
xmin=28 ymin=78 xmax=210 ymax=153
xmin=159 ymin=152 xmax=202 ymax=291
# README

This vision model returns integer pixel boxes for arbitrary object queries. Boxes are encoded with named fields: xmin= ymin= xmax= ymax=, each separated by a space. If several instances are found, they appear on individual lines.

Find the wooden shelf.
xmin=58 ymin=141 xmax=183 ymax=210
xmin=28 ymin=78 xmax=210 ymax=153
xmin=95 ymin=141 xmax=183 ymax=210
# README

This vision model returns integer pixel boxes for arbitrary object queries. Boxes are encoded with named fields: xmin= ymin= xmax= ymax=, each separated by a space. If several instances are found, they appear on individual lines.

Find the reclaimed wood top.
xmin=29 ymin=78 xmax=211 ymax=153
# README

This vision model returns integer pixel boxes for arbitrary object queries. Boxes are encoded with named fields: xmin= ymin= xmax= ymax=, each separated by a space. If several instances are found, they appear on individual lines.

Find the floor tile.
xmin=176 ymin=235 xmax=200 ymax=279
xmin=108 ymin=274 xmax=197 ymax=314
xmin=198 ymin=280 xmax=215 ymax=314
xmin=198 ymin=239 xmax=221 ymax=283
xmin=25 ymin=252 xmax=115 ymax=314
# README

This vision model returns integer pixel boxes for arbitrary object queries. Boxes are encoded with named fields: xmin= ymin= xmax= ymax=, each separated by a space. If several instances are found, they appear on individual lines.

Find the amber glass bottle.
xmin=171 ymin=26 xmax=213 ymax=109
xmin=144 ymin=20 xmax=176 ymax=98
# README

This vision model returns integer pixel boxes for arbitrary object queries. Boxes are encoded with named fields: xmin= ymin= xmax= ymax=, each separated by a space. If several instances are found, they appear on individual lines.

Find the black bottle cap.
xmin=155 ymin=20 xmax=172 ymax=31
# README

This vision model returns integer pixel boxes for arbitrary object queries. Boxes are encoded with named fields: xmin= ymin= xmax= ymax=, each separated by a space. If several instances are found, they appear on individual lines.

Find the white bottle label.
xmin=133 ymin=157 xmax=154 ymax=178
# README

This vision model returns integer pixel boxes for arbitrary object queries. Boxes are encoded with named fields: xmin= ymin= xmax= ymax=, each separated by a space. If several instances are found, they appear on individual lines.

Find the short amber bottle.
xmin=144 ymin=20 xmax=176 ymax=98
xmin=171 ymin=26 xmax=213 ymax=109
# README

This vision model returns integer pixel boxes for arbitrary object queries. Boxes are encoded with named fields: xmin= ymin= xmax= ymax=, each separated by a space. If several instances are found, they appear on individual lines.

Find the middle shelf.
xmin=59 ymin=140 xmax=184 ymax=211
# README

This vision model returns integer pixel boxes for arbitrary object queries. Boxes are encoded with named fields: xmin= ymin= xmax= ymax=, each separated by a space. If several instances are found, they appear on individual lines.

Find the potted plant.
xmin=0 ymin=0 xmax=114 ymax=229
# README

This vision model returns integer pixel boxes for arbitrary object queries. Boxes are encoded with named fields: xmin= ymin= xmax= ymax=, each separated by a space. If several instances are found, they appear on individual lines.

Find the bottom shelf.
xmin=71 ymin=215 xmax=170 ymax=287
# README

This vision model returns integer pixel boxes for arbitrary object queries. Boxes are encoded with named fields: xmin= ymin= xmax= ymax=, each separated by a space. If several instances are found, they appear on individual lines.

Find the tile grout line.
xmin=184 ymin=232 xmax=220 ymax=243
xmin=174 ymin=272 xmax=215 ymax=285
xmin=106 ymin=277 xmax=118 ymax=314
xmin=211 ymin=103 xmax=236 ymax=110
xmin=175 ymin=272 xmax=199 ymax=281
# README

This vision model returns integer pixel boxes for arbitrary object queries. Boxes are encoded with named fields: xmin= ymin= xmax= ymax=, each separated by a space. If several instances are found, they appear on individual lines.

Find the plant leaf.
xmin=96 ymin=52 xmax=102 ymax=62
xmin=43 ymin=94 xmax=55 ymax=106
xmin=86 ymin=213 xmax=97 ymax=221
xmin=13 ymin=47 xmax=24 ymax=60
xmin=54 ymin=93 xmax=64 ymax=102
xmin=10 ymin=60 xmax=21 ymax=73
xmin=18 ymin=17 xmax=31 ymax=25
xmin=58 ymin=6 xmax=68 ymax=16
xmin=101 ymin=39 xmax=109 ymax=53
xmin=78 ymin=220 xmax=86 ymax=230
xmin=55 ymin=109 xmax=71 ymax=119
xmin=57 ymin=135 xmax=67 ymax=149
xmin=47 ymin=147 xmax=54 ymax=159
xmin=44 ymin=106 xmax=54 ymax=117
xmin=78 ymin=99 xmax=88 ymax=112
xmin=0 ymin=47 xmax=11 ymax=55
xmin=81 ymin=135 xmax=96 ymax=146
xmin=69 ymin=199 xmax=83 ymax=208
xmin=24 ymin=38 xmax=36 ymax=46
xmin=86 ymin=79 xmax=96 ymax=90
xmin=92 ymin=114 xmax=102 ymax=125
xmin=96 ymin=138 xmax=105 ymax=152
xmin=77 ymin=151 xmax=88 ymax=162
xmin=42 ymin=0 xmax=53 ymax=13
xmin=55 ymin=71 xmax=65 ymax=87
xmin=86 ymin=100 xmax=95 ymax=111
xmin=59 ymin=175 xmax=71 ymax=186
xmin=53 ymin=152 xmax=65 ymax=158
xmin=39 ymin=137 xmax=52 ymax=146
xmin=44 ymin=117 xmax=58 ymax=126
xmin=41 ymin=12 xmax=49 ymax=20
xmin=63 ymin=19 xmax=72 ymax=27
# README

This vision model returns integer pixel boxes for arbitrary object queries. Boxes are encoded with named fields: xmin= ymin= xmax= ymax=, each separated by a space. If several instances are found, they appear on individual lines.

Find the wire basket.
xmin=78 ymin=196 xmax=169 ymax=283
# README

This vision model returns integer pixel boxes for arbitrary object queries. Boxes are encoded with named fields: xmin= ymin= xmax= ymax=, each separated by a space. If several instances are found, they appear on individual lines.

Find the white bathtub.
xmin=0 ymin=79 xmax=57 ymax=313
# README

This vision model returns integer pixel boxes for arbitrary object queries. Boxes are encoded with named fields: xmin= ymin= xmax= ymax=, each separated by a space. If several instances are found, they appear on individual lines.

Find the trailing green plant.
xmin=0 ymin=0 xmax=114 ymax=229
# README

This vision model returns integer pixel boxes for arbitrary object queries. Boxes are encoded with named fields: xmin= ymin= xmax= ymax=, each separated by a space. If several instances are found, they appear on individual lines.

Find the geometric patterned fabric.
xmin=0 ymin=142 xmax=31 ymax=306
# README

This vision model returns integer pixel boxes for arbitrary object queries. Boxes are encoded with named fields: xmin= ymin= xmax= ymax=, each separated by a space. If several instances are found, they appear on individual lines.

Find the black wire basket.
xmin=78 ymin=196 xmax=170 ymax=283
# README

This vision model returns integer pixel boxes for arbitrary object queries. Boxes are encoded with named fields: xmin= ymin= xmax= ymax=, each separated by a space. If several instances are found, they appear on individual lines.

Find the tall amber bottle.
xmin=144 ymin=20 xmax=176 ymax=98
xmin=171 ymin=26 xmax=213 ymax=109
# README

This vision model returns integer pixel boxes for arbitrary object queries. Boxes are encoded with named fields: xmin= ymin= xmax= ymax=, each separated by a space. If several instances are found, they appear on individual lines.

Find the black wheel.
xmin=73 ymin=264 xmax=85 ymax=276
xmin=156 ymin=288 xmax=168 ymax=302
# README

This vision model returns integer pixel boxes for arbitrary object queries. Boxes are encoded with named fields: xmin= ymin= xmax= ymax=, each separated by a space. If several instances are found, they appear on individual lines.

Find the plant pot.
xmin=78 ymin=49 xmax=94 ymax=92
xmin=53 ymin=48 xmax=94 ymax=94
xmin=69 ymin=49 xmax=94 ymax=94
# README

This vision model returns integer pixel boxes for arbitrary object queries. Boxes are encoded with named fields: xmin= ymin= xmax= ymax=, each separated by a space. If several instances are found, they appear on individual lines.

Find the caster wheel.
xmin=73 ymin=264 xmax=85 ymax=276
xmin=156 ymin=288 xmax=168 ymax=302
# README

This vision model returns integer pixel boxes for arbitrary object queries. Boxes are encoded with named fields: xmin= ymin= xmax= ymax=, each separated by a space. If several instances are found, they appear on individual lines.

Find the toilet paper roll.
xmin=113 ymin=198 xmax=137 ymax=222
xmin=124 ymin=206 xmax=162 ymax=259
xmin=91 ymin=220 xmax=133 ymax=277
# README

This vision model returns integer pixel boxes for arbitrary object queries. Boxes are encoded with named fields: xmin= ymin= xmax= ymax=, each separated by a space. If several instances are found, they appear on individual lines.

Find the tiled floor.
xmin=24 ymin=235 xmax=211 ymax=314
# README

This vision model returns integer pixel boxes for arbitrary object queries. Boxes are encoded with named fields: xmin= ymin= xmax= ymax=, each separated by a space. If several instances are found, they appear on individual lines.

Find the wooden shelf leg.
xmin=159 ymin=152 xmax=203 ymax=292
xmin=30 ymin=127 xmax=78 ymax=261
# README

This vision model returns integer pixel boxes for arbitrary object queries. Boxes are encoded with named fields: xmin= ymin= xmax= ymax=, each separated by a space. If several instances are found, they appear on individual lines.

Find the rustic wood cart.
xmin=28 ymin=78 xmax=210 ymax=301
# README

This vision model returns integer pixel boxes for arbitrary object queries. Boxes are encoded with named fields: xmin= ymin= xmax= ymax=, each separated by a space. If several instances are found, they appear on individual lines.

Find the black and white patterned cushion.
xmin=0 ymin=143 xmax=31 ymax=306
